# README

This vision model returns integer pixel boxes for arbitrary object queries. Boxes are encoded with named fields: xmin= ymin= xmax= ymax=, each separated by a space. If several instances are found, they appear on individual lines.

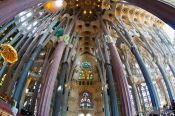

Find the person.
xmin=171 ymin=100 xmax=175 ymax=114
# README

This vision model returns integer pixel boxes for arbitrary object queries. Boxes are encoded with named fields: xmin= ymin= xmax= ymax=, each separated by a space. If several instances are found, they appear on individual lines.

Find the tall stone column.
xmin=104 ymin=63 xmax=119 ymax=116
xmin=100 ymin=35 xmax=119 ymax=116
xmin=11 ymin=16 xmax=63 ymax=103
xmin=169 ymin=63 xmax=175 ymax=78
xmin=156 ymin=61 xmax=175 ymax=103
xmin=53 ymin=62 xmax=69 ymax=116
xmin=37 ymin=17 xmax=72 ymax=115
xmin=52 ymin=17 xmax=75 ymax=116
xmin=157 ymin=80 xmax=170 ymax=105
xmin=138 ymin=85 xmax=146 ymax=111
xmin=112 ymin=19 xmax=160 ymax=109
xmin=7 ymin=17 xmax=52 ymax=97
xmin=61 ymin=65 xmax=75 ymax=116
xmin=130 ymin=20 xmax=174 ymax=109
xmin=96 ymin=59 xmax=110 ymax=116
xmin=13 ymin=31 xmax=50 ymax=105
xmin=131 ymin=81 xmax=142 ymax=115
xmin=19 ymin=78 xmax=31 ymax=111
xmin=29 ymin=81 xmax=40 ymax=114
xmin=106 ymin=36 xmax=134 ymax=116
xmin=130 ymin=46 xmax=160 ymax=109
xmin=37 ymin=41 xmax=66 ymax=116
xmin=121 ymin=46 xmax=142 ymax=115
xmin=28 ymin=48 xmax=52 ymax=114
xmin=61 ymin=37 xmax=79 ymax=116
xmin=61 ymin=83 xmax=70 ymax=116
xmin=133 ymin=17 xmax=175 ymax=105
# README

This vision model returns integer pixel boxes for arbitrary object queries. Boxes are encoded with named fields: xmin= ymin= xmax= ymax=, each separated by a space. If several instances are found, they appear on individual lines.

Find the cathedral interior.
xmin=0 ymin=0 xmax=175 ymax=116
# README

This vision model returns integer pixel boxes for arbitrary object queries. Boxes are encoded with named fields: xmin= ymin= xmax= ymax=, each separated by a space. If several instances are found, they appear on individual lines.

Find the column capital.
xmin=120 ymin=44 xmax=129 ymax=53
xmin=104 ymin=35 xmax=114 ymax=44
xmin=59 ymin=34 xmax=70 ymax=44
xmin=102 ymin=0 xmax=111 ymax=10
xmin=128 ymin=76 xmax=139 ymax=84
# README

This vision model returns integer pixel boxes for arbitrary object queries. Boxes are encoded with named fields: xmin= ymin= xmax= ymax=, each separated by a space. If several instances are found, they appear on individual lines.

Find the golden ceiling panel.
xmin=65 ymin=0 xmax=102 ymax=21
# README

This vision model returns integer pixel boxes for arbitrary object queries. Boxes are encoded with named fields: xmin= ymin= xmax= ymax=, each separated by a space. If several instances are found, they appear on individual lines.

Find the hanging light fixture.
xmin=44 ymin=0 xmax=67 ymax=13
xmin=0 ymin=44 xmax=18 ymax=63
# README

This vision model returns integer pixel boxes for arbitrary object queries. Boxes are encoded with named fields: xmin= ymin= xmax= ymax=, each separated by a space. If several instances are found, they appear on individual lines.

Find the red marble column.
xmin=108 ymin=42 xmax=134 ymax=116
xmin=0 ymin=0 xmax=47 ymax=26
xmin=37 ymin=41 xmax=66 ymax=116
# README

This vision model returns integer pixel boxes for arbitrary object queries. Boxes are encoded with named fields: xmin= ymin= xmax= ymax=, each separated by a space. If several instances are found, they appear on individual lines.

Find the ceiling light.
xmin=55 ymin=0 xmax=63 ymax=7
xmin=89 ymin=10 xmax=92 ymax=14
xmin=83 ymin=10 xmax=87 ymax=14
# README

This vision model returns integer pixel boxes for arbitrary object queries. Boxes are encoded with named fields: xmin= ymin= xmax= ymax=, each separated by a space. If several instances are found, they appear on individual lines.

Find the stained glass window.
xmin=80 ymin=91 xmax=93 ymax=108
xmin=79 ymin=61 xmax=93 ymax=80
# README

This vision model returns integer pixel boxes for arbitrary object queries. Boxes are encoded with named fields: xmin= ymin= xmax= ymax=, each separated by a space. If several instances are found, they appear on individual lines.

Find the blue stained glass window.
xmin=80 ymin=91 xmax=93 ymax=108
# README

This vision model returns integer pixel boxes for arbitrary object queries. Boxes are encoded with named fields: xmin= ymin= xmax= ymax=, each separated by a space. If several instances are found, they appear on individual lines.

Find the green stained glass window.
xmin=79 ymin=61 xmax=93 ymax=80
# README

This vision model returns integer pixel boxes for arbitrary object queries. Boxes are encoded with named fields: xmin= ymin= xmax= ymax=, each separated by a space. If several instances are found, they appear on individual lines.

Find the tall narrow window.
xmin=80 ymin=91 xmax=93 ymax=108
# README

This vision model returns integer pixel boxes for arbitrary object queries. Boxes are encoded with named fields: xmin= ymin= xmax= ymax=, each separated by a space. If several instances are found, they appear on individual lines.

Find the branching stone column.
xmin=168 ymin=62 xmax=175 ymax=78
xmin=61 ymin=64 xmax=75 ymax=116
xmin=53 ymin=18 xmax=75 ymax=116
xmin=61 ymin=83 xmax=70 ymax=116
xmin=96 ymin=59 xmax=110 ymax=116
xmin=7 ymin=16 xmax=55 ymax=97
xmin=13 ymin=23 xmax=53 ymax=106
xmin=131 ymin=20 xmax=175 ymax=106
xmin=157 ymin=80 xmax=170 ymax=105
xmin=95 ymin=35 xmax=110 ymax=116
xmin=121 ymin=46 xmax=142 ymax=115
xmin=37 ymin=39 xmax=66 ymax=116
xmin=61 ymin=36 xmax=79 ymax=116
xmin=99 ymin=35 xmax=119 ymax=116
xmin=19 ymin=77 xmax=31 ymax=111
xmin=130 ymin=79 xmax=142 ymax=115
xmin=111 ymin=18 xmax=160 ymax=109
xmin=129 ymin=38 xmax=160 ymax=110
xmin=29 ymin=47 xmax=52 ymax=114
xmin=53 ymin=44 xmax=71 ymax=116
xmin=156 ymin=59 xmax=175 ymax=104
xmin=37 ymin=16 xmax=75 ymax=115
xmin=105 ymin=35 xmax=134 ymax=116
